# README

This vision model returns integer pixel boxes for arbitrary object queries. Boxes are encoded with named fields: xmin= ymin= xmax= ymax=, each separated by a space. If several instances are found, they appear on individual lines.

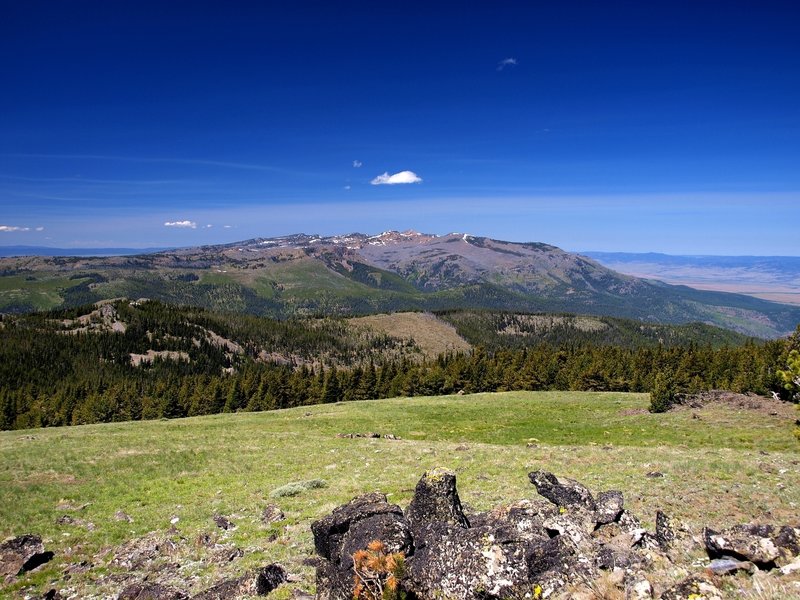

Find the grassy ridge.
xmin=1 ymin=391 xmax=798 ymax=597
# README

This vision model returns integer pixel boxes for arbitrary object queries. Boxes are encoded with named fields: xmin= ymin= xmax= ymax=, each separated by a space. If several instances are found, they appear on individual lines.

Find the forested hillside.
xmin=437 ymin=311 xmax=752 ymax=350
xmin=1 ymin=300 xmax=794 ymax=430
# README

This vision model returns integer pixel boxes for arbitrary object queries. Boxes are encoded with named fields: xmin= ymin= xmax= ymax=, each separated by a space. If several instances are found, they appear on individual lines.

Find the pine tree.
xmin=322 ymin=370 xmax=342 ymax=404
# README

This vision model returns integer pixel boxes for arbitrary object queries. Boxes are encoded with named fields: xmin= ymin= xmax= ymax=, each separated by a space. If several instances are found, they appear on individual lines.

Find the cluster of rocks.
xmin=1 ymin=507 xmax=292 ymax=600
xmin=335 ymin=432 xmax=400 ymax=440
xmin=311 ymin=468 xmax=800 ymax=599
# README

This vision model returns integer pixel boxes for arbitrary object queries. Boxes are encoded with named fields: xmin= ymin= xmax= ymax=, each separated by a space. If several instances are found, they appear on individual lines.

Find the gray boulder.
xmin=408 ymin=521 xmax=541 ymax=599
xmin=405 ymin=467 xmax=469 ymax=535
xmin=704 ymin=523 xmax=800 ymax=568
xmin=528 ymin=470 xmax=596 ymax=510
xmin=594 ymin=490 xmax=624 ymax=525
xmin=311 ymin=492 xmax=403 ymax=561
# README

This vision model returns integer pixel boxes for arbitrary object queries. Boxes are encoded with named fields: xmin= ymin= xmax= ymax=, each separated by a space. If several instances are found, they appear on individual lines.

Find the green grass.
xmin=1 ymin=391 xmax=798 ymax=598
xmin=0 ymin=275 xmax=90 ymax=311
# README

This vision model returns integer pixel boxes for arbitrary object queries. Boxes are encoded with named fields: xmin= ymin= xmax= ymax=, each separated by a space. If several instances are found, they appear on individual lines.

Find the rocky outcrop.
xmin=312 ymin=468 xmax=800 ymax=599
xmin=312 ymin=469 xmax=673 ymax=599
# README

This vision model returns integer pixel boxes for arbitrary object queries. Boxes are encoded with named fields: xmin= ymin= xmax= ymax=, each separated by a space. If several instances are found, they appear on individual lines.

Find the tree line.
xmin=0 ymin=324 xmax=787 ymax=429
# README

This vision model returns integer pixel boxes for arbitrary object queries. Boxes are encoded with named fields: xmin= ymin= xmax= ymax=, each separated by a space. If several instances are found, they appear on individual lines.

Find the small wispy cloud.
xmin=344 ymin=185 xmax=352 ymax=190
xmin=370 ymin=170 xmax=423 ymax=185
xmin=353 ymin=160 xmax=363 ymax=168
xmin=223 ymin=225 xmax=233 ymax=229
xmin=164 ymin=220 xmax=197 ymax=229
xmin=0 ymin=224 xmax=40 ymax=232
xmin=497 ymin=57 xmax=518 ymax=71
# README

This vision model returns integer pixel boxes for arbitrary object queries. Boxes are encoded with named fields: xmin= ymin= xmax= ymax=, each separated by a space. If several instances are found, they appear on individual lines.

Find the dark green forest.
xmin=1 ymin=300 xmax=796 ymax=430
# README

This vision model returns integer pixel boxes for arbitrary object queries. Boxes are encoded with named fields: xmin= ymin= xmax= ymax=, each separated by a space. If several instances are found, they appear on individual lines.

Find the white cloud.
xmin=344 ymin=185 xmax=351 ymax=190
xmin=370 ymin=170 xmax=423 ymax=185
xmin=0 ymin=225 xmax=31 ymax=232
xmin=164 ymin=220 xmax=197 ymax=229
xmin=35 ymin=226 xmax=45 ymax=231
xmin=497 ymin=57 xmax=517 ymax=71
xmin=353 ymin=160 xmax=363 ymax=168
xmin=223 ymin=224 xmax=233 ymax=229
xmin=205 ymin=224 xmax=213 ymax=228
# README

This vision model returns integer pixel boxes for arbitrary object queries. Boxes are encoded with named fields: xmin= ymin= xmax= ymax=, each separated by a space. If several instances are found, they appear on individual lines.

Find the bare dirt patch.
xmin=18 ymin=472 xmax=79 ymax=487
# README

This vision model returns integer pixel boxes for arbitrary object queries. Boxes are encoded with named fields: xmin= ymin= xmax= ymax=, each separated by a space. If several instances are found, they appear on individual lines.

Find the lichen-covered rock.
xmin=704 ymin=523 xmax=800 ymax=567
xmin=405 ymin=467 xmax=469 ymax=535
xmin=0 ymin=534 xmax=53 ymax=580
xmin=469 ymin=499 xmax=553 ymax=546
xmin=311 ymin=492 xmax=403 ymax=561
xmin=660 ymin=574 xmax=723 ymax=600
xmin=311 ymin=493 xmax=406 ymax=600
xmin=655 ymin=510 xmax=675 ymax=550
xmin=407 ymin=521 xmax=537 ymax=599
xmin=191 ymin=564 xmax=286 ymax=598
xmin=528 ymin=470 xmax=596 ymax=510
xmin=542 ymin=510 xmax=594 ymax=546
xmin=594 ymin=490 xmax=624 ymax=525
xmin=317 ymin=523 xmax=410 ymax=600
xmin=339 ymin=513 xmax=412 ymax=571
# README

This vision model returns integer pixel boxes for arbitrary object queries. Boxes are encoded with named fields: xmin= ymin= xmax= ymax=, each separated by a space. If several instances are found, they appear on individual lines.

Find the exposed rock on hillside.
xmin=312 ymin=468 xmax=800 ymax=599
xmin=0 ymin=535 xmax=53 ymax=581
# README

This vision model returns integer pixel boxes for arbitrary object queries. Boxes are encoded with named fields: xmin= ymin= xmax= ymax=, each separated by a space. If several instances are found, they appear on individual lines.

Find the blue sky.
xmin=1 ymin=1 xmax=799 ymax=254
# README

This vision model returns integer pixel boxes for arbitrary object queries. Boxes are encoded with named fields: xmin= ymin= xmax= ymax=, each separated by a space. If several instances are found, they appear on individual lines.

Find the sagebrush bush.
xmin=269 ymin=478 xmax=327 ymax=498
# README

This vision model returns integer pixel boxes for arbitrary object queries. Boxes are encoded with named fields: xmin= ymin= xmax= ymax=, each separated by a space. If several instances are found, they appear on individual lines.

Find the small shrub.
xmin=302 ymin=478 xmax=327 ymax=490
xmin=353 ymin=540 xmax=406 ymax=600
xmin=269 ymin=478 xmax=327 ymax=498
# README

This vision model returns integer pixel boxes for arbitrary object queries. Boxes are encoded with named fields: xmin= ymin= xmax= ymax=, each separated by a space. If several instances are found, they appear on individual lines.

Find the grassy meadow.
xmin=1 ymin=391 xmax=799 ymax=598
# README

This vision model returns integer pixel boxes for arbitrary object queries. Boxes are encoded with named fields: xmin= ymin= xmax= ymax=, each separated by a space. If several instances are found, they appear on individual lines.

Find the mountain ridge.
xmin=1 ymin=230 xmax=798 ymax=338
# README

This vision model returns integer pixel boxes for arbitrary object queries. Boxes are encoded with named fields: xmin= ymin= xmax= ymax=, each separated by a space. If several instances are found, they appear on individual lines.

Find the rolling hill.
xmin=1 ymin=231 xmax=799 ymax=338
